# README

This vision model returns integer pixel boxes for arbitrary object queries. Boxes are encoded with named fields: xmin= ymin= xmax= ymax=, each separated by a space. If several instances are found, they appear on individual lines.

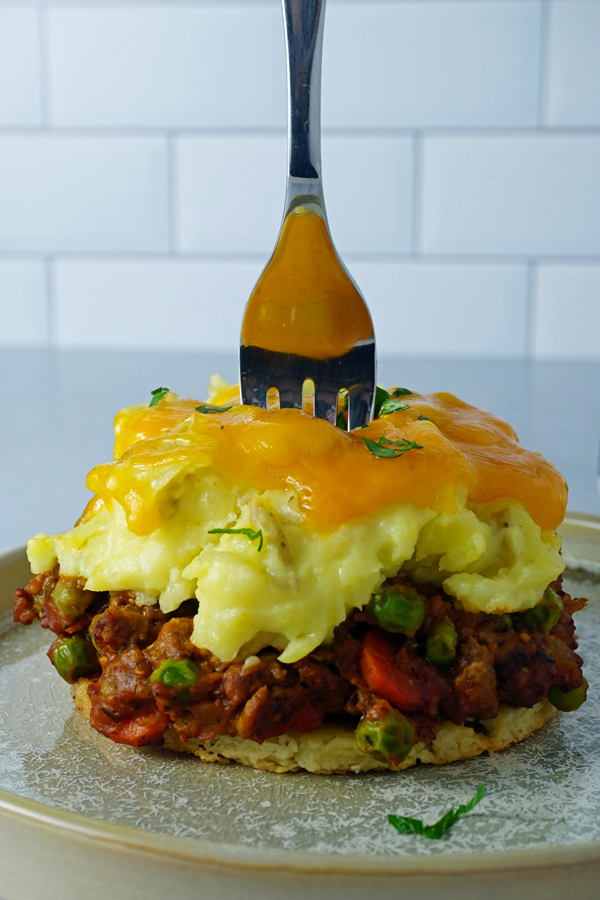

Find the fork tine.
xmin=348 ymin=384 xmax=370 ymax=431
xmin=314 ymin=384 xmax=338 ymax=425
xmin=278 ymin=384 xmax=303 ymax=409
xmin=240 ymin=343 xmax=376 ymax=426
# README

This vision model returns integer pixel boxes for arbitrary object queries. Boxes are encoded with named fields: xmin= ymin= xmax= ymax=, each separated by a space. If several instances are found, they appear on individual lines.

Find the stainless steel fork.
xmin=239 ymin=0 xmax=376 ymax=430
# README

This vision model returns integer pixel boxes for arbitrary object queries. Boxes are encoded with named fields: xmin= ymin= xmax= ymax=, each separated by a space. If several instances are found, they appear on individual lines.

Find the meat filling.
xmin=14 ymin=572 xmax=586 ymax=749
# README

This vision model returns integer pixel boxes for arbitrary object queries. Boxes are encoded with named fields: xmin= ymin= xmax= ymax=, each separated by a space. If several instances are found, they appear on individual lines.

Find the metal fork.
xmin=239 ymin=0 xmax=376 ymax=430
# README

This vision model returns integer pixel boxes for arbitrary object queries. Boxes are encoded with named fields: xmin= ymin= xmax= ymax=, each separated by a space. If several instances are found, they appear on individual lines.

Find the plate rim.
xmin=0 ymin=512 xmax=599 ymax=877
xmin=0 ymin=786 xmax=598 ymax=878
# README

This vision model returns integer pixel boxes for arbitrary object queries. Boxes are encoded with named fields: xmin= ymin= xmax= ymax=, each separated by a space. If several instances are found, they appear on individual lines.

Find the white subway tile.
xmin=546 ymin=1 xmax=600 ymax=126
xmin=0 ymin=136 xmax=168 ymax=253
xmin=533 ymin=264 xmax=600 ymax=359
xmin=0 ymin=9 xmax=42 ymax=126
xmin=176 ymin=135 xmax=287 ymax=255
xmin=422 ymin=135 xmax=600 ymax=256
xmin=48 ymin=7 xmax=286 ymax=128
xmin=54 ymin=259 xmax=263 ymax=350
xmin=323 ymin=1 xmax=541 ymax=128
xmin=176 ymin=133 xmax=413 ymax=256
xmin=347 ymin=261 xmax=528 ymax=357
xmin=323 ymin=136 xmax=413 ymax=254
xmin=0 ymin=261 xmax=47 ymax=346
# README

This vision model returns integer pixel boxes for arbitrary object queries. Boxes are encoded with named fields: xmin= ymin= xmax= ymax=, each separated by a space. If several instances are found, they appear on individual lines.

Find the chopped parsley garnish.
xmin=373 ymin=386 xmax=414 ymax=419
xmin=149 ymin=387 xmax=170 ymax=407
xmin=418 ymin=414 xmax=432 ymax=422
xmin=372 ymin=386 xmax=390 ymax=419
xmin=362 ymin=436 xmax=423 ymax=458
xmin=388 ymin=784 xmax=485 ymax=840
xmin=208 ymin=527 xmax=263 ymax=551
xmin=379 ymin=398 xmax=410 ymax=417
xmin=195 ymin=404 xmax=233 ymax=414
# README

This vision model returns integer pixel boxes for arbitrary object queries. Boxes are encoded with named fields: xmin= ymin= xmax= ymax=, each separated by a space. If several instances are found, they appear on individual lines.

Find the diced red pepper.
xmin=359 ymin=628 xmax=425 ymax=712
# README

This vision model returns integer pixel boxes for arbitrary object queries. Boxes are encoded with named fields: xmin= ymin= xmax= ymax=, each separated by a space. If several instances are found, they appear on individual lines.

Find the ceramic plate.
xmin=0 ymin=517 xmax=598 ymax=900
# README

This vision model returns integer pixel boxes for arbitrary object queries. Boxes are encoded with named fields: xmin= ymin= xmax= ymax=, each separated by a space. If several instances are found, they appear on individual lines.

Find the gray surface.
xmin=1 ymin=349 xmax=599 ymax=554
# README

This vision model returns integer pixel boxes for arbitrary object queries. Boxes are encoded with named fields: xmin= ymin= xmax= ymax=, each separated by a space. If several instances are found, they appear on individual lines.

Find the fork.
xmin=239 ymin=0 xmax=376 ymax=430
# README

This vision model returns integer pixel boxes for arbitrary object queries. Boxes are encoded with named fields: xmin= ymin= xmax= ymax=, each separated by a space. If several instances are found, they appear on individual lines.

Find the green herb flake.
xmin=418 ymin=414 xmax=432 ymax=422
xmin=372 ymin=386 xmax=390 ymax=419
xmin=373 ymin=387 xmax=414 ymax=419
xmin=362 ymin=436 xmax=423 ymax=459
xmin=195 ymin=403 xmax=233 ymax=414
xmin=388 ymin=784 xmax=485 ymax=840
xmin=149 ymin=387 xmax=170 ymax=407
xmin=208 ymin=527 xmax=264 ymax=551
xmin=379 ymin=398 xmax=410 ymax=417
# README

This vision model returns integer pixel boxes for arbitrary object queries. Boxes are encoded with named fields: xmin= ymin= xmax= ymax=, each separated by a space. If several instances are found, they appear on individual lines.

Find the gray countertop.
xmin=1 ymin=349 xmax=599 ymax=555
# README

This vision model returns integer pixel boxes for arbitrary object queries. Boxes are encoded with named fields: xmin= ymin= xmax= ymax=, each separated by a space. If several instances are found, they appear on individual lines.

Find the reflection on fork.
xmin=240 ymin=342 xmax=375 ymax=430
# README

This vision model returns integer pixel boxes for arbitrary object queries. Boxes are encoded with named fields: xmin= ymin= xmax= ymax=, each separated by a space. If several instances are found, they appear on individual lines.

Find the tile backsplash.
xmin=0 ymin=0 xmax=598 ymax=359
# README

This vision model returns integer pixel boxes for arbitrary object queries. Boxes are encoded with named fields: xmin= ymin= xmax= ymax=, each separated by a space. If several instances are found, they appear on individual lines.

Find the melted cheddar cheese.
xmin=27 ymin=383 xmax=566 ymax=664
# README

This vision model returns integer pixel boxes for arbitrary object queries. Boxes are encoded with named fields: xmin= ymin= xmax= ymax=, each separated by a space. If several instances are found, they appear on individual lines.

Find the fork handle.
xmin=282 ymin=0 xmax=326 ymax=206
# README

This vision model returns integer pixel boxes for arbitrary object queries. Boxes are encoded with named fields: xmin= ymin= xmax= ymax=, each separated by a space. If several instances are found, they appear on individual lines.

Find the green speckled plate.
xmin=0 ymin=516 xmax=598 ymax=900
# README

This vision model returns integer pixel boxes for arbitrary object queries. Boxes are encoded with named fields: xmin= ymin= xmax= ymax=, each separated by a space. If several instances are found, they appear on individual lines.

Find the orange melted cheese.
xmin=85 ymin=391 xmax=567 ymax=537
xmin=241 ymin=207 xmax=373 ymax=359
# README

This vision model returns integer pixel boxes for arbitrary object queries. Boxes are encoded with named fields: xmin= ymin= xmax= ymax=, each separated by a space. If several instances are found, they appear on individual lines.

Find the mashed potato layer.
xmin=28 ymin=484 xmax=563 ymax=664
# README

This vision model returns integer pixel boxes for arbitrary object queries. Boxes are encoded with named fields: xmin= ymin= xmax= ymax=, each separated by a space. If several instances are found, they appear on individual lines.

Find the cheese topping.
xmin=27 ymin=386 xmax=566 ymax=664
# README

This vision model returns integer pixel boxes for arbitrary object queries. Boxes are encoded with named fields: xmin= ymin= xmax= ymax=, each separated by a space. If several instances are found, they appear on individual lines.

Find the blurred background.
xmin=0 ymin=0 xmax=599 ymax=360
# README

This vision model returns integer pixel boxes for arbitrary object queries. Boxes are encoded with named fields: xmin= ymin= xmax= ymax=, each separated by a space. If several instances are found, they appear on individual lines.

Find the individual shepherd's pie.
xmin=14 ymin=379 xmax=588 ymax=773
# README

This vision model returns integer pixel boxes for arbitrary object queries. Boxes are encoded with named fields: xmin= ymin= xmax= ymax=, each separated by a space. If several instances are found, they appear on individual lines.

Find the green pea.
xmin=149 ymin=659 xmax=199 ymax=690
xmin=489 ymin=613 xmax=513 ymax=628
xmin=52 ymin=579 xmax=93 ymax=617
xmin=520 ymin=587 xmax=563 ymax=633
xmin=356 ymin=711 xmax=416 ymax=765
xmin=426 ymin=622 xmax=457 ymax=667
xmin=368 ymin=585 xmax=425 ymax=636
xmin=547 ymin=678 xmax=588 ymax=712
xmin=53 ymin=636 xmax=97 ymax=683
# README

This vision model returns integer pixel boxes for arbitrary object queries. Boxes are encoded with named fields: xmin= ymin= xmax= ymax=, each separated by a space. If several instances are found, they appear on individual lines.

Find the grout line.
xmin=2 ymin=125 xmax=600 ymax=139
xmin=0 ymin=1 xmax=282 ymax=7
xmin=0 ymin=1 xmax=581 ymax=7
xmin=537 ymin=0 xmax=552 ymax=128
xmin=45 ymin=256 xmax=57 ymax=349
xmin=525 ymin=260 xmax=538 ymax=359
xmin=1 ymin=251 xmax=600 ymax=265
xmin=167 ymin=132 xmax=177 ymax=255
xmin=410 ymin=132 xmax=423 ymax=257
xmin=38 ymin=5 xmax=50 ymax=130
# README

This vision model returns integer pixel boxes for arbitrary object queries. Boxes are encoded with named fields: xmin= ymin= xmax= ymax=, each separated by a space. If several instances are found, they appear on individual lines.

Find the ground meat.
xmin=13 ymin=570 xmax=58 ymax=626
xmin=494 ymin=633 xmax=557 ymax=707
xmin=13 ymin=589 xmax=37 ymax=626
xmin=95 ymin=647 xmax=154 ymax=717
xmin=91 ymin=594 xmax=168 ymax=655
xmin=441 ymin=636 xmax=498 ymax=723
xmin=88 ymin=682 xmax=170 ymax=747
xmin=14 ymin=569 xmax=588 ymax=748
xmin=144 ymin=617 xmax=198 ymax=664
xmin=236 ymin=684 xmax=324 ymax=741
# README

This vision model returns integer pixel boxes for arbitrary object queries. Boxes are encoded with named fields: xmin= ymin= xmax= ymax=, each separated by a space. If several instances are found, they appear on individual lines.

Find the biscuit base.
xmin=71 ymin=679 xmax=556 ymax=774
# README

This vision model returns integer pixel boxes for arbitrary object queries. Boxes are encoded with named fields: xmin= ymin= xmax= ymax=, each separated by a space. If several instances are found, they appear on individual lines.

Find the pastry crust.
xmin=72 ymin=679 xmax=556 ymax=775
